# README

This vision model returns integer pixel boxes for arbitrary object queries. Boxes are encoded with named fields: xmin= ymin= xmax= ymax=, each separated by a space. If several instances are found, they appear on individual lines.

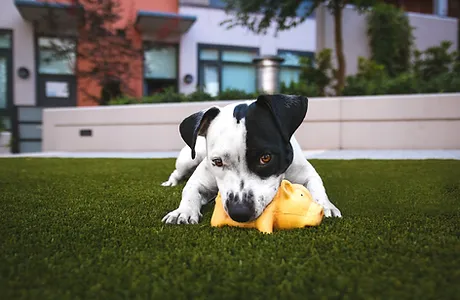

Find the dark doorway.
xmin=144 ymin=79 xmax=177 ymax=96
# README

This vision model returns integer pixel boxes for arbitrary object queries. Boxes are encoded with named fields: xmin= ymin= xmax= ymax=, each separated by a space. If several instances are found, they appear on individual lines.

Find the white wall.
xmin=0 ymin=0 xmax=36 ymax=106
xmin=42 ymin=93 xmax=460 ymax=152
xmin=316 ymin=5 xmax=459 ymax=76
xmin=178 ymin=6 xmax=316 ymax=94
xmin=408 ymin=12 xmax=458 ymax=51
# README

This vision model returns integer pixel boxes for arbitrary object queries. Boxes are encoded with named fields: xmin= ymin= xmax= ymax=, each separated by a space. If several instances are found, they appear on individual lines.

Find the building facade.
xmin=0 ymin=0 xmax=458 ymax=153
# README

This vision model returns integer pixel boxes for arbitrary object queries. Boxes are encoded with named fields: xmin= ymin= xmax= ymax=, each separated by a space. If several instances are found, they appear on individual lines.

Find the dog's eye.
xmin=259 ymin=154 xmax=271 ymax=165
xmin=212 ymin=158 xmax=223 ymax=167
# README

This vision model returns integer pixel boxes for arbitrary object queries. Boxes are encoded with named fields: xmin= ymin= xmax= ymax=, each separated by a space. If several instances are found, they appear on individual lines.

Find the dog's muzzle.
xmin=225 ymin=191 xmax=254 ymax=222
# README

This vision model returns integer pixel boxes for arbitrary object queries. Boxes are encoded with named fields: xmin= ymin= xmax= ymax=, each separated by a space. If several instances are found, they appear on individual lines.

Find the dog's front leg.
xmin=302 ymin=160 xmax=342 ymax=218
xmin=162 ymin=159 xmax=217 ymax=224
xmin=287 ymin=159 xmax=342 ymax=218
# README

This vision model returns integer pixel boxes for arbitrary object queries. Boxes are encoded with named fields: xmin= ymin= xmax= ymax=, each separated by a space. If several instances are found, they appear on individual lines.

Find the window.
xmin=208 ymin=0 xmax=315 ymax=17
xmin=143 ymin=43 xmax=178 ymax=95
xmin=38 ymin=37 xmax=76 ymax=75
xmin=0 ymin=32 xmax=11 ymax=49
xmin=0 ymin=31 xmax=12 ymax=111
xmin=198 ymin=45 xmax=258 ymax=97
xmin=278 ymin=50 xmax=314 ymax=86
xmin=0 ymin=56 xmax=7 ymax=109
xmin=209 ymin=0 xmax=227 ymax=9
xmin=295 ymin=0 xmax=316 ymax=18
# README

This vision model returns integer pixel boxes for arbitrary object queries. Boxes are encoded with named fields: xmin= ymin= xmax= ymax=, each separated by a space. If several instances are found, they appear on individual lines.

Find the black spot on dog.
xmin=243 ymin=94 xmax=308 ymax=179
xmin=240 ymin=180 xmax=244 ymax=190
xmin=233 ymin=103 xmax=248 ymax=124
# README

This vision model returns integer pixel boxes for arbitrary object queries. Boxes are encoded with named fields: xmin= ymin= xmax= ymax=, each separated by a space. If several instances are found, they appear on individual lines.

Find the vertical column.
xmin=252 ymin=55 xmax=284 ymax=94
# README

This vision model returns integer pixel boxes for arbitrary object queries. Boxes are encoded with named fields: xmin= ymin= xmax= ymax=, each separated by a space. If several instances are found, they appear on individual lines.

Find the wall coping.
xmin=43 ymin=93 xmax=460 ymax=113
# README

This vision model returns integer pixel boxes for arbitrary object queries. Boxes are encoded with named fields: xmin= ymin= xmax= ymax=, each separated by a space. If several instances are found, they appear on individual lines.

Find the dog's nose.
xmin=226 ymin=201 xmax=253 ymax=223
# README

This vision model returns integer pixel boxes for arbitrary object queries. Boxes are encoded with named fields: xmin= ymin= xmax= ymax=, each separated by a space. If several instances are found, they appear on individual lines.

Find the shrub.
xmin=186 ymin=90 xmax=215 ymax=102
xmin=299 ymin=48 xmax=335 ymax=96
xmin=381 ymin=73 xmax=420 ymax=95
xmin=367 ymin=2 xmax=414 ymax=77
xmin=215 ymin=88 xmax=257 ymax=100
xmin=342 ymin=57 xmax=388 ymax=96
xmin=143 ymin=86 xmax=187 ymax=103
xmin=107 ymin=97 xmax=139 ymax=105
xmin=419 ymin=72 xmax=460 ymax=94
xmin=413 ymin=41 xmax=457 ymax=81
xmin=280 ymin=81 xmax=321 ymax=97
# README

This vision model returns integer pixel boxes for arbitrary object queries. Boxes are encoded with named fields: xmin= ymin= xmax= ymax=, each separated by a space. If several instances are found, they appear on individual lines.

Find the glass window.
xmin=0 ymin=32 xmax=11 ymax=49
xmin=38 ymin=37 xmax=76 ymax=75
xmin=280 ymin=68 xmax=301 ymax=86
xmin=222 ymin=65 xmax=256 ymax=93
xmin=296 ymin=0 xmax=315 ymax=17
xmin=203 ymin=65 xmax=219 ymax=97
xmin=18 ymin=107 xmax=43 ymax=122
xmin=144 ymin=45 xmax=177 ymax=79
xmin=20 ymin=141 xmax=42 ymax=153
xmin=198 ymin=46 xmax=258 ymax=95
xmin=222 ymin=50 xmax=257 ymax=63
xmin=19 ymin=124 xmax=42 ymax=140
xmin=200 ymin=49 xmax=219 ymax=60
xmin=279 ymin=52 xmax=303 ymax=67
xmin=278 ymin=50 xmax=313 ymax=85
xmin=210 ymin=0 xmax=227 ymax=8
xmin=0 ymin=56 xmax=7 ymax=109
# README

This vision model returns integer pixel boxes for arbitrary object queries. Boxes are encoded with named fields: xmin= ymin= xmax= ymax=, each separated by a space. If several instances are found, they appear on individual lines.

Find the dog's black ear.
xmin=179 ymin=107 xmax=220 ymax=159
xmin=256 ymin=94 xmax=308 ymax=142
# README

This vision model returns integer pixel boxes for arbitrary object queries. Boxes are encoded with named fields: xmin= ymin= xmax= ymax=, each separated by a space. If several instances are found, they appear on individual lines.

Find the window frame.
xmin=197 ymin=43 xmax=260 ymax=95
xmin=182 ymin=0 xmax=316 ymax=18
xmin=0 ymin=29 xmax=14 ymax=130
xmin=36 ymin=35 xmax=77 ymax=76
xmin=142 ymin=41 xmax=179 ymax=95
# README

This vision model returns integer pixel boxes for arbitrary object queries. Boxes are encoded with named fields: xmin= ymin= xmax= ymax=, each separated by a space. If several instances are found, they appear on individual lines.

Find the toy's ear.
xmin=179 ymin=106 xmax=220 ymax=159
xmin=279 ymin=180 xmax=295 ymax=200
xmin=256 ymin=94 xmax=308 ymax=143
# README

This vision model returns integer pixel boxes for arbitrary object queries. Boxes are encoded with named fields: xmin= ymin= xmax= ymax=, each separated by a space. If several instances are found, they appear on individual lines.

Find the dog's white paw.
xmin=161 ymin=207 xmax=202 ymax=224
xmin=316 ymin=199 xmax=342 ymax=218
xmin=161 ymin=180 xmax=177 ymax=187
xmin=323 ymin=206 xmax=342 ymax=218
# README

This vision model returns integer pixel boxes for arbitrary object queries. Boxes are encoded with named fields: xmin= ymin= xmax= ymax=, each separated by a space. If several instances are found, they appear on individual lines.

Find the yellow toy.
xmin=211 ymin=180 xmax=324 ymax=234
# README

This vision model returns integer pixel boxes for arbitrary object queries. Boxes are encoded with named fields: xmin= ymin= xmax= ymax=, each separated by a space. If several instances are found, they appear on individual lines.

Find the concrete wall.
xmin=316 ymin=5 xmax=459 ymax=76
xmin=0 ymin=0 xmax=36 ymax=106
xmin=178 ymin=5 xmax=316 ymax=94
xmin=43 ymin=93 xmax=460 ymax=152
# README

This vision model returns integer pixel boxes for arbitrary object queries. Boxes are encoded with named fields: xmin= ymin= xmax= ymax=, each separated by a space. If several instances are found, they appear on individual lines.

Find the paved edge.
xmin=1 ymin=150 xmax=460 ymax=160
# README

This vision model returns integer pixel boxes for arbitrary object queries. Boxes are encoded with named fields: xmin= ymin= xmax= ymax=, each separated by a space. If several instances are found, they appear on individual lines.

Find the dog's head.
xmin=179 ymin=94 xmax=308 ymax=222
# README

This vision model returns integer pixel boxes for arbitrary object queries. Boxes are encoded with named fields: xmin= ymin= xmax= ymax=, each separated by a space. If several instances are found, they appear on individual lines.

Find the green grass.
xmin=0 ymin=158 xmax=459 ymax=299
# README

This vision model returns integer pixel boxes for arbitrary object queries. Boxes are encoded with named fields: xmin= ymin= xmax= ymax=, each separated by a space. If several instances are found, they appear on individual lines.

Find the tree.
xmin=40 ymin=0 xmax=143 ymax=105
xmin=366 ymin=2 xmax=414 ymax=77
xmin=220 ymin=0 xmax=376 ymax=95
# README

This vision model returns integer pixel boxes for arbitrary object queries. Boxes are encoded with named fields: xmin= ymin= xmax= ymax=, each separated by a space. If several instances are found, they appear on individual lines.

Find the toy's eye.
xmin=260 ymin=153 xmax=271 ymax=165
xmin=212 ymin=158 xmax=223 ymax=167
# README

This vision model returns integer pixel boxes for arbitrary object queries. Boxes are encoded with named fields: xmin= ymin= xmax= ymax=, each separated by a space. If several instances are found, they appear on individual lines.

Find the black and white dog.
xmin=161 ymin=94 xmax=341 ymax=224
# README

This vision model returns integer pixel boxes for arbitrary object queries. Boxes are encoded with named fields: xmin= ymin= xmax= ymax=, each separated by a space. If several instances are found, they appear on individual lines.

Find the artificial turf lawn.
xmin=0 ymin=158 xmax=459 ymax=299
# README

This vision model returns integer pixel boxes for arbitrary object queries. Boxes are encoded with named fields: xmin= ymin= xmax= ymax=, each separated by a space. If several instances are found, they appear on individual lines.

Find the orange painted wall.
xmin=77 ymin=0 xmax=178 ymax=106
xmin=134 ymin=0 xmax=178 ymax=13
xmin=40 ymin=0 xmax=179 ymax=106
